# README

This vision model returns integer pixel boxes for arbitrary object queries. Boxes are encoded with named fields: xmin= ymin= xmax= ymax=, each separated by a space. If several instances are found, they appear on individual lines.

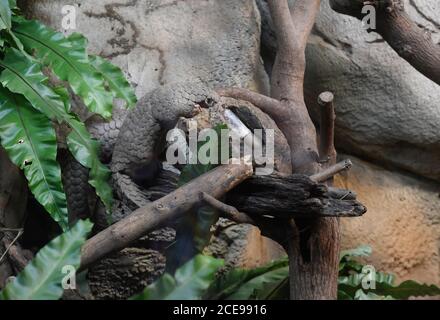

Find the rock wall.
xmin=21 ymin=0 xmax=269 ymax=96
xmin=305 ymin=0 xmax=440 ymax=181
xmin=336 ymin=156 xmax=439 ymax=285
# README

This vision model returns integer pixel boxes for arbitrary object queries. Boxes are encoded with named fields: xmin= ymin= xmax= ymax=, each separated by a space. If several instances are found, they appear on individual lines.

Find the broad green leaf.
xmin=178 ymin=124 xmax=229 ymax=187
xmin=339 ymin=259 xmax=364 ymax=273
xmin=13 ymin=19 xmax=113 ymax=119
xmin=132 ymin=255 xmax=224 ymax=300
xmin=335 ymin=270 xmax=440 ymax=300
xmin=340 ymin=245 xmax=372 ymax=261
xmin=0 ymin=0 xmax=12 ymax=31
xmin=354 ymin=289 xmax=394 ymax=300
xmin=338 ymin=290 xmax=353 ymax=300
xmin=66 ymin=120 xmax=113 ymax=211
xmin=8 ymin=0 xmax=16 ymax=9
xmin=206 ymin=257 xmax=288 ymax=300
xmin=372 ymin=280 xmax=440 ymax=300
xmin=0 ymin=88 xmax=68 ymax=230
xmin=0 ymin=48 xmax=113 ymax=210
xmin=90 ymin=55 xmax=137 ymax=108
xmin=230 ymin=266 xmax=289 ymax=300
xmin=338 ymin=270 xmax=396 ymax=298
xmin=0 ymin=2 xmax=24 ymax=51
xmin=0 ymin=219 xmax=93 ymax=300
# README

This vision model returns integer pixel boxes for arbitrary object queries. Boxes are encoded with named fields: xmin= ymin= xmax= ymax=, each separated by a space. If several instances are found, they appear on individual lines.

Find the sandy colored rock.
xmin=335 ymin=155 xmax=440 ymax=285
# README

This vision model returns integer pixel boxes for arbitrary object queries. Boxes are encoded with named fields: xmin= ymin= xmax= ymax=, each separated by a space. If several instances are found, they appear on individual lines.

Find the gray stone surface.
xmin=22 ymin=0 xmax=269 ymax=97
xmin=307 ymin=0 xmax=440 ymax=181
xmin=258 ymin=0 xmax=440 ymax=181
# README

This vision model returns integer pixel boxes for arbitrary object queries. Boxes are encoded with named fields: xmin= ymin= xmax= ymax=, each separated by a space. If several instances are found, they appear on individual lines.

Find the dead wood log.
xmin=226 ymin=174 xmax=366 ymax=219
xmin=79 ymin=161 xmax=253 ymax=270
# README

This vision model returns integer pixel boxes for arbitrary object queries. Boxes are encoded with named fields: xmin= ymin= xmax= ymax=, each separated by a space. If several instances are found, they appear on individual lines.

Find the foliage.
xmin=0 ymin=219 xmax=93 ymax=300
xmin=0 ymin=88 xmax=68 ymax=229
xmin=205 ymin=258 xmax=289 ymax=300
xmin=131 ymin=254 xmax=224 ymax=300
xmin=0 ymin=2 xmax=137 ymax=229
xmin=338 ymin=245 xmax=440 ymax=300
xmin=152 ymin=245 xmax=440 ymax=300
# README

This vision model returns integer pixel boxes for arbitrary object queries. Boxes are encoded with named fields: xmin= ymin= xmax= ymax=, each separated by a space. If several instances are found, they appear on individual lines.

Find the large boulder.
xmin=336 ymin=155 xmax=439 ymax=285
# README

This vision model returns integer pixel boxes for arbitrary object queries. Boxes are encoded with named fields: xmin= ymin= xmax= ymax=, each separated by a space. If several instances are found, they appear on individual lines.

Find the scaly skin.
xmin=86 ymin=104 xmax=128 ymax=164
xmin=111 ymin=80 xmax=218 ymax=209
xmin=61 ymin=104 xmax=128 ymax=223
xmin=62 ymin=80 xmax=217 ymax=222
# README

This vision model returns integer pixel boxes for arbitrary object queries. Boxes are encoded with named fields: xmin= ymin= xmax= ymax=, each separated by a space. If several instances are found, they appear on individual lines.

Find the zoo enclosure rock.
xmin=21 ymin=0 xmax=269 ymax=97
xmin=336 ymin=155 xmax=440 ymax=286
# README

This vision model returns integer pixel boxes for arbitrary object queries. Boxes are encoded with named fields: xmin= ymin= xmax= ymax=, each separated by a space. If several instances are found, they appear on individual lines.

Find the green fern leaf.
xmin=90 ymin=55 xmax=137 ymax=108
xmin=131 ymin=255 xmax=224 ymax=300
xmin=0 ymin=48 xmax=113 ymax=211
xmin=13 ymin=18 xmax=113 ymax=119
xmin=0 ymin=0 xmax=12 ymax=31
xmin=0 ymin=89 xmax=68 ymax=230
xmin=0 ymin=219 xmax=93 ymax=300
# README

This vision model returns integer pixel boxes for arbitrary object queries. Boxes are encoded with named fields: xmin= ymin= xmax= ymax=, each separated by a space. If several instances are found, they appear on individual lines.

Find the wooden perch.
xmin=330 ymin=0 xmax=440 ymax=86
xmin=318 ymin=92 xmax=336 ymax=165
xmin=79 ymin=161 xmax=253 ymax=270
xmin=311 ymin=159 xmax=352 ymax=183
xmin=226 ymin=174 xmax=366 ymax=219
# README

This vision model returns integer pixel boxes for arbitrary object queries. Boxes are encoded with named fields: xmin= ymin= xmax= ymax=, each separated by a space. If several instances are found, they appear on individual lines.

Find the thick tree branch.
xmin=79 ymin=162 xmax=253 ymax=270
xmin=330 ymin=0 xmax=440 ymax=86
xmin=216 ymin=87 xmax=282 ymax=118
xmin=268 ymin=0 xmax=321 ymax=101
xmin=267 ymin=0 xmax=321 ymax=174
xmin=267 ymin=0 xmax=344 ymax=300
xmin=212 ymin=0 xmax=350 ymax=300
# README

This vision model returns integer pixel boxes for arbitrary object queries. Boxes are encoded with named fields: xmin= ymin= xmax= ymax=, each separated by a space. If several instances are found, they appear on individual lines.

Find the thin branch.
xmin=200 ymin=192 xmax=256 ymax=225
xmin=0 ymin=228 xmax=23 ymax=233
xmin=310 ymin=159 xmax=352 ymax=182
xmin=328 ymin=187 xmax=357 ymax=200
xmin=0 ymin=229 xmax=23 ymax=265
xmin=318 ymin=91 xmax=336 ymax=165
